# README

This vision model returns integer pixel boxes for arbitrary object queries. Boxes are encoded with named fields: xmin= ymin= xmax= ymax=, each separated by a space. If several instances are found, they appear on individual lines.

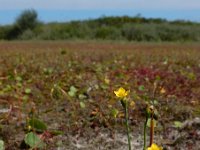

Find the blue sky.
xmin=0 ymin=0 xmax=200 ymax=25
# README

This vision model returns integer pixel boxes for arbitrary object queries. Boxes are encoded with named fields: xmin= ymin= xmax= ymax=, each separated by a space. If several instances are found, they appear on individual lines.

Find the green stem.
xmin=125 ymin=101 xmax=131 ymax=150
xmin=143 ymin=116 xmax=148 ymax=150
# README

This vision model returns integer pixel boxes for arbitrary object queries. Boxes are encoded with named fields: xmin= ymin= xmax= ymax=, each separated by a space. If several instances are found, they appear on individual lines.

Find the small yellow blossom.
xmin=118 ymin=112 xmax=125 ymax=118
xmin=146 ymin=105 xmax=154 ymax=115
xmin=160 ymin=88 xmax=166 ymax=94
xmin=114 ymin=87 xmax=129 ymax=98
xmin=104 ymin=77 xmax=110 ymax=84
xmin=130 ymin=101 xmax=135 ymax=109
xmin=147 ymin=143 xmax=163 ymax=150
xmin=28 ymin=125 xmax=32 ymax=131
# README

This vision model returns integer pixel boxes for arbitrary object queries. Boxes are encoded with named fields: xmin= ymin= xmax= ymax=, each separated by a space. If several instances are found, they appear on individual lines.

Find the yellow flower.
xmin=160 ymin=88 xmax=166 ymax=94
xmin=147 ymin=143 xmax=163 ymax=150
xmin=28 ymin=125 xmax=32 ymax=131
xmin=104 ymin=77 xmax=110 ymax=84
xmin=130 ymin=101 xmax=135 ymax=109
xmin=114 ymin=87 xmax=129 ymax=98
xmin=146 ymin=105 xmax=154 ymax=116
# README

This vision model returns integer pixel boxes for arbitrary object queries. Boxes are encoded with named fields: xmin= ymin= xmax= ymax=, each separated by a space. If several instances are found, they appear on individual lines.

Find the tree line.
xmin=0 ymin=9 xmax=200 ymax=41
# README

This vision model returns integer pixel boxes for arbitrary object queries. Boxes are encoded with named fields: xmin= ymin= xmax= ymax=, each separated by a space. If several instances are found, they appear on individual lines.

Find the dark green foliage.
xmin=95 ymin=26 xmax=121 ymax=40
xmin=0 ymin=26 xmax=11 ymax=39
xmin=28 ymin=118 xmax=47 ymax=132
xmin=1 ymin=11 xmax=200 ymax=41
xmin=2 ymin=9 xmax=40 ymax=40
xmin=16 ymin=9 xmax=38 ymax=30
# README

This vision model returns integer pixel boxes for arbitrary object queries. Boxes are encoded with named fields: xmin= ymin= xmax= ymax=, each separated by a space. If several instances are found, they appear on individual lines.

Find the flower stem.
xmin=125 ymin=101 xmax=131 ymax=150
xmin=143 ymin=116 xmax=148 ymax=150
xmin=149 ymin=113 xmax=154 ymax=146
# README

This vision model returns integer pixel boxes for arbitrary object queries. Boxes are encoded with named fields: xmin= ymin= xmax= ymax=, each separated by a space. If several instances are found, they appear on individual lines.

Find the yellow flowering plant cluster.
xmin=114 ymin=87 xmax=162 ymax=150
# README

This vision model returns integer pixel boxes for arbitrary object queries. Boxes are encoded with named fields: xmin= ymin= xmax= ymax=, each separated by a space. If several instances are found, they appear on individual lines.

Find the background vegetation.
xmin=1 ymin=9 xmax=200 ymax=41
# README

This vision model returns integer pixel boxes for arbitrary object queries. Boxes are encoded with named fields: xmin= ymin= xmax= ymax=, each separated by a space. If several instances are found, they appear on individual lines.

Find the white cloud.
xmin=0 ymin=0 xmax=200 ymax=10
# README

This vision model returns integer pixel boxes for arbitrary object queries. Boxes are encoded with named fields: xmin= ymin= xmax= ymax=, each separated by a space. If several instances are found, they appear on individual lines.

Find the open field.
xmin=0 ymin=41 xmax=200 ymax=149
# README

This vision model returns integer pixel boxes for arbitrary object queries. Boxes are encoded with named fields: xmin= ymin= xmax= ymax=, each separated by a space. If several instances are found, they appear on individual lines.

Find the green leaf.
xmin=80 ymin=101 xmax=86 ymax=109
xmin=187 ymin=72 xmax=196 ymax=80
xmin=110 ymin=108 xmax=119 ymax=118
xmin=147 ymin=118 xmax=157 ymax=128
xmin=68 ymin=91 xmax=75 ymax=97
xmin=43 ymin=68 xmax=53 ymax=75
xmin=68 ymin=86 xmax=78 ymax=97
xmin=24 ymin=132 xmax=45 ymax=148
xmin=22 ymin=95 xmax=29 ymax=101
xmin=27 ymin=79 xmax=32 ymax=83
xmin=163 ymin=58 xmax=168 ymax=65
xmin=138 ymin=85 xmax=145 ymax=91
xmin=25 ymin=88 xmax=31 ymax=94
xmin=16 ymin=76 xmax=23 ymax=82
xmin=154 ymin=100 xmax=158 ymax=105
xmin=155 ymin=75 xmax=161 ymax=81
xmin=49 ymin=130 xmax=64 ymax=136
xmin=174 ymin=121 xmax=183 ymax=128
xmin=0 ymin=140 xmax=4 ymax=150
xmin=100 ymin=84 xmax=108 ymax=90
xmin=70 ymin=86 xmax=78 ymax=93
xmin=78 ymin=94 xmax=87 ymax=100
xmin=94 ymin=84 xmax=99 ymax=89
xmin=3 ymin=85 xmax=12 ymax=92
xmin=16 ymin=82 xmax=22 ymax=87
xmin=28 ymin=118 xmax=47 ymax=132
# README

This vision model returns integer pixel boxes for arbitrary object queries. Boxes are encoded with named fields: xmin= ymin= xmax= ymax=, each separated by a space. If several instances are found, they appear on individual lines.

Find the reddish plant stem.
xmin=149 ymin=112 xmax=154 ymax=146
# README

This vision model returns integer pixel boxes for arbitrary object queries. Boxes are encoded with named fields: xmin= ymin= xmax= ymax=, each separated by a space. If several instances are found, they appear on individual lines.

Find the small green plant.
xmin=24 ymin=132 xmax=45 ymax=149
xmin=23 ymin=107 xmax=47 ymax=149
xmin=23 ymin=106 xmax=63 ymax=149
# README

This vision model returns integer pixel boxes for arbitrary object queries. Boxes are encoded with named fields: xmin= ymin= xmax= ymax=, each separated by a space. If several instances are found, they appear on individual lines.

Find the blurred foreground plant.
xmin=144 ymin=105 xmax=160 ymax=150
xmin=144 ymin=82 xmax=162 ymax=150
xmin=113 ymin=85 xmax=162 ymax=150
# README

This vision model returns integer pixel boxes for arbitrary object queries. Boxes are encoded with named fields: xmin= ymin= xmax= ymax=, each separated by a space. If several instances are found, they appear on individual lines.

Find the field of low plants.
xmin=0 ymin=41 xmax=200 ymax=150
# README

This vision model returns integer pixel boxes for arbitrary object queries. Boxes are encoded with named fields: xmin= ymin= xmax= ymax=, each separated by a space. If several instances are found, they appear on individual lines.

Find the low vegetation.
xmin=0 ymin=41 xmax=199 ymax=149
xmin=1 ymin=9 xmax=200 ymax=41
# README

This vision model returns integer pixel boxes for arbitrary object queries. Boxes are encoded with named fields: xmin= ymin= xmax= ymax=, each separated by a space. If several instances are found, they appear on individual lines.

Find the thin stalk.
xmin=149 ymin=113 xmax=154 ymax=146
xmin=125 ymin=101 xmax=131 ymax=150
xmin=143 ymin=116 xmax=148 ymax=150
xmin=149 ymin=81 xmax=157 ymax=147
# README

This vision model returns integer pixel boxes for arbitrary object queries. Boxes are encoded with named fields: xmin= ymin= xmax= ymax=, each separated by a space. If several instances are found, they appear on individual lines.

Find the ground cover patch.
xmin=0 ymin=41 xmax=200 ymax=149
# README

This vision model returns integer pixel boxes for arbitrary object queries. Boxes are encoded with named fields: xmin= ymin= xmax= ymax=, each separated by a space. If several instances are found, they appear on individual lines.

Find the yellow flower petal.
xmin=130 ymin=101 xmax=135 ymax=109
xmin=104 ymin=78 xmax=110 ymax=84
xmin=114 ymin=87 xmax=129 ymax=98
xmin=147 ymin=143 xmax=163 ymax=150
xmin=160 ymin=88 xmax=166 ymax=94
